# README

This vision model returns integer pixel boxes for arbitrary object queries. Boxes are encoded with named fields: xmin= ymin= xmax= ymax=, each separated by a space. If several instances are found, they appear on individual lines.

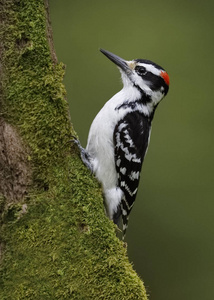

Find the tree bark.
xmin=0 ymin=1 xmax=148 ymax=299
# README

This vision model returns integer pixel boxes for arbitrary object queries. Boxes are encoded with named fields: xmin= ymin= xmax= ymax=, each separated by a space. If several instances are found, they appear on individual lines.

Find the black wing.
xmin=113 ymin=111 xmax=151 ymax=237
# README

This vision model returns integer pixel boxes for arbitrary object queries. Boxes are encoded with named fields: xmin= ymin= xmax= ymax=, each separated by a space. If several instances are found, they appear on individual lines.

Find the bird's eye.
xmin=135 ymin=66 xmax=147 ymax=76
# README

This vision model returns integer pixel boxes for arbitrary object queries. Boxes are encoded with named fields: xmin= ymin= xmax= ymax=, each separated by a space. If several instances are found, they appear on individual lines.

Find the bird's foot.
xmin=71 ymin=136 xmax=93 ymax=172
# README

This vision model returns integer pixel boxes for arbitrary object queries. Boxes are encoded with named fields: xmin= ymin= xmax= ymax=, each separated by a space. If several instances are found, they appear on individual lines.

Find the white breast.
xmin=86 ymin=86 xmax=141 ymax=187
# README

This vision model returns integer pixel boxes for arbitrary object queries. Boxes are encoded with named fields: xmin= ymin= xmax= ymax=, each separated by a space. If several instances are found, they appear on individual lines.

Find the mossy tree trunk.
xmin=0 ymin=1 xmax=148 ymax=299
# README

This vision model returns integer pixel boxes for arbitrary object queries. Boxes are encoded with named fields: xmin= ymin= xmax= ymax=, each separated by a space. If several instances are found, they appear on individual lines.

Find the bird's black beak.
xmin=100 ymin=49 xmax=132 ymax=74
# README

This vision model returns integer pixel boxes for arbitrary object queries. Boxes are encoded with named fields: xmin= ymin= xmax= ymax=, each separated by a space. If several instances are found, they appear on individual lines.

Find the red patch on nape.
xmin=160 ymin=71 xmax=170 ymax=86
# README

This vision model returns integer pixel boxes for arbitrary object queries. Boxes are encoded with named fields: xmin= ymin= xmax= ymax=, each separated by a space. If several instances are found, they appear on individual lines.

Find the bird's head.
xmin=100 ymin=49 xmax=169 ymax=107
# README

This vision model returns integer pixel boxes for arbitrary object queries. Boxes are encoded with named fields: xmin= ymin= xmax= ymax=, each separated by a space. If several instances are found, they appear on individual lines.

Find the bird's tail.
xmin=113 ymin=203 xmax=129 ymax=240
xmin=121 ymin=212 xmax=129 ymax=241
xmin=121 ymin=198 xmax=131 ymax=240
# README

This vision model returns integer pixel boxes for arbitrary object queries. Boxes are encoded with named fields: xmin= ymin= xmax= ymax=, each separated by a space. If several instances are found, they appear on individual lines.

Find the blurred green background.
xmin=50 ymin=1 xmax=214 ymax=299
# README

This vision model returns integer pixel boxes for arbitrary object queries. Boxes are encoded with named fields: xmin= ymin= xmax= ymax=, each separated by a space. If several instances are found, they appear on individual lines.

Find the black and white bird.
xmin=76 ymin=49 xmax=169 ymax=239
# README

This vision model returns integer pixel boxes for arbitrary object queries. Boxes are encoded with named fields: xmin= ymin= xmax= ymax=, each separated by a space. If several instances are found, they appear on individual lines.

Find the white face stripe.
xmin=136 ymin=62 xmax=162 ymax=76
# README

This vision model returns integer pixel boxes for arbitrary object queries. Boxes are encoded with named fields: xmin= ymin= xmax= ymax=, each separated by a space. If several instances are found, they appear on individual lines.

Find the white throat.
xmin=120 ymin=69 xmax=164 ymax=116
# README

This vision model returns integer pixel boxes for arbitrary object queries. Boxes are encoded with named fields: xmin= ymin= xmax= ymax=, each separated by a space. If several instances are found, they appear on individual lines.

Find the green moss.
xmin=1 ymin=0 xmax=75 ymax=185
xmin=0 ymin=1 xmax=148 ymax=299
xmin=0 ymin=157 xmax=147 ymax=299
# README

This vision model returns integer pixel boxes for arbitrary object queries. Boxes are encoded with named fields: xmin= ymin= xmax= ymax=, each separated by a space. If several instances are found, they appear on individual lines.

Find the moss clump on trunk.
xmin=0 ymin=1 xmax=148 ymax=299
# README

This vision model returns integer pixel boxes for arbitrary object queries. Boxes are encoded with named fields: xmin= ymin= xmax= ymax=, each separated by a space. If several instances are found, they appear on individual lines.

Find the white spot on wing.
xmin=129 ymin=171 xmax=140 ymax=181
xmin=120 ymin=167 xmax=126 ymax=175
xmin=125 ymin=152 xmax=134 ymax=161
xmin=132 ymin=157 xmax=141 ymax=163
xmin=124 ymin=131 xmax=134 ymax=147
xmin=116 ymin=158 xmax=121 ymax=167
xmin=118 ymin=122 xmax=127 ymax=132
xmin=123 ymin=183 xmax=138 ymax=197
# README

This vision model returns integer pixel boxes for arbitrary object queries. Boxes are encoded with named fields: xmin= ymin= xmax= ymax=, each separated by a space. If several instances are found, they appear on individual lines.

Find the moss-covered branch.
xmin=0 ymin=0 xmax=148 ymax=299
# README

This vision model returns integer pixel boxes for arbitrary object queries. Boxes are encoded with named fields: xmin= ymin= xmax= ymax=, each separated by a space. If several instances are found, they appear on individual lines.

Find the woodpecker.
xmin=76 ymin=49 xmax=169 ymax=239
